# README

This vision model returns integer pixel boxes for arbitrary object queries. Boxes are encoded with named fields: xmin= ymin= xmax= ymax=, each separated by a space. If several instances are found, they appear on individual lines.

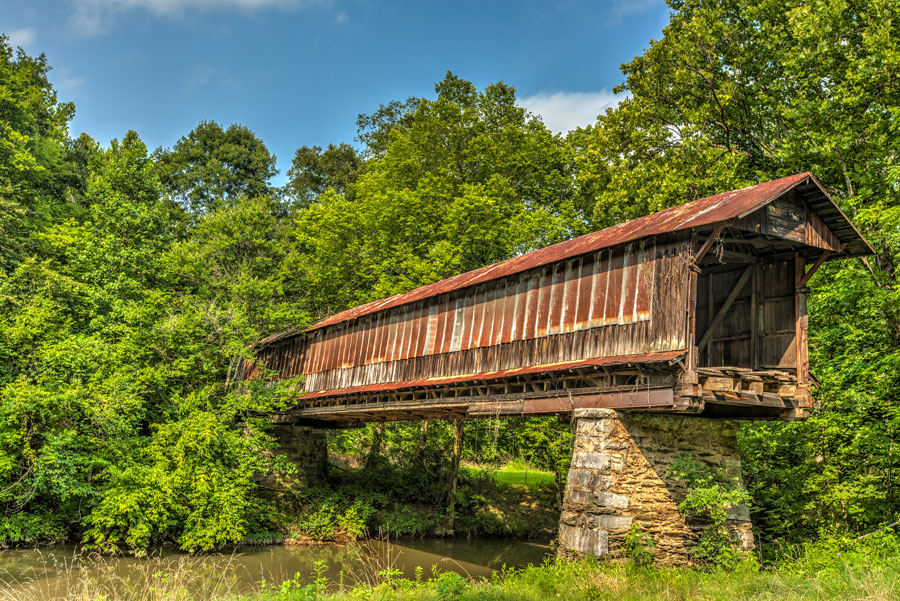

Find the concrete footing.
xmin=557 ymin=409 xmax=754 ymax=565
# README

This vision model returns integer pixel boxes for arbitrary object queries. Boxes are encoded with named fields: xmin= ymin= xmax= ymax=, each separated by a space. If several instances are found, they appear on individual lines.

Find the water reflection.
xmin=0 ymin=538 xmax=551 ymax=600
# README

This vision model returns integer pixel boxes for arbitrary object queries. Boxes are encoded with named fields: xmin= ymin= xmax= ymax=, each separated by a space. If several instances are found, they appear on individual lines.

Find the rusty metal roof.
xmin=299 ymin=350 xmax=685 ymax=399
xmin=301 ymin=172 xmax=872 ymax=333
xmin=258 ymin=330 xmax=301 ymax=346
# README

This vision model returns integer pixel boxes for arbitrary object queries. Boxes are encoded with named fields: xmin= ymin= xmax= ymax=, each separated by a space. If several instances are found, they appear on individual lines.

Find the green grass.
xmin=238 ymin=550 xmax=900 ymax=601
xmin=465 ymin=460 xmax=556 ymax=490
xmin=5 ymin=535 xmax=898 ymax=600
xmin=237 ymin=534 xmax=900 ymax=601
xmin=490 ymin=468 xmax=555 ymax=488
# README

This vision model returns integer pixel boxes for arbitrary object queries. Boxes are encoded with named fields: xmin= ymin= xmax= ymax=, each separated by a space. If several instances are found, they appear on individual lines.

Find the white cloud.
xmin=68 ymin=0 xmax=330 ymax=37
xmin=519 ymin=90 xmax=625 ymax=134
xmin=7 ymin=27 xmax=36 ymax=48
xmin=610 ymin=0 xmax=660 ymax=19
xmin=184 ymin=62 xmax=238 ymax=91
xmin=60 ymin=75 xmax=86 ymax=91
xmin=188 ymin=63 xmax=217 ymax=89
xmin=335 ymin=9 xmax=348 ymax=24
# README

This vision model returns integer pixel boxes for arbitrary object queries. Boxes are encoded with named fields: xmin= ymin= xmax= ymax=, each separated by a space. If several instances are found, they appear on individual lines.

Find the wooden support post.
xmin=447 ymin=418 xmax=465 ymax=533
xmin=697 ymin=265 xmax=754 ymax=351
xmin=706 ymin=273 xmax=714 ymax=362
xmin=795 ymin=254 xmax=808 ymax=385
xmin=750 ymin=263 xmax=760 ymax=370
xmin=417 ymin=419 xmax=429 ymax=465
xmin=687 ymin=236 xmax=700 ymax=372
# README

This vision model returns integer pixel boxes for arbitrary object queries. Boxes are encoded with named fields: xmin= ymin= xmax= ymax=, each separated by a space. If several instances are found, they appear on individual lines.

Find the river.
xmin=0 ymin=538 xmax=552 ymax=600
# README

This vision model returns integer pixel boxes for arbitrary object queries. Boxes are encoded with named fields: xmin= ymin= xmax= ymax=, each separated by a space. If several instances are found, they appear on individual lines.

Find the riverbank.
xmin=0 ymin=538 xmax=552 ymax=600
xmin=242 ymin=533 xmax=900 ymax=601
xmin=242 ymin=552 xmax=899 ymax=601
xmin=2 ymin=535 xmax=897 ymax=601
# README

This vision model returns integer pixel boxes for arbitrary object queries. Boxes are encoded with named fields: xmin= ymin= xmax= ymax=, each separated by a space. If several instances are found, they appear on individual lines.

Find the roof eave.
xmin=805 ymin=173 xmax=876 ymax=257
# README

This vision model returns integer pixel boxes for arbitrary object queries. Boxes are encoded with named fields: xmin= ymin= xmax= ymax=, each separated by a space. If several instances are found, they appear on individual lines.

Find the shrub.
xmin=624 ymin=522 xmax=656 ymax=567
xmin=667 ymin=455 xmax=752 ymax=568
xmin=434 ymin=571 xmax=466 ymax=600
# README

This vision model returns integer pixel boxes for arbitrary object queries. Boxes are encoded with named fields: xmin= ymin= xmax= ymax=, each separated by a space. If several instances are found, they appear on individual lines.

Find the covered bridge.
xmin=248 ymin=172 xmax=871 ymax=426
xmin=250 ymin=172 xmax=872 ymax=564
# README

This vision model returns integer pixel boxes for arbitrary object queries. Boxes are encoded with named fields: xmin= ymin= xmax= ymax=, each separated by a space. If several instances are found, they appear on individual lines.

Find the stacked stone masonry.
xmin=271 ymin=425 xmax=328 ymax=487
xmin=558 ymin=409 xmax=754 ymax=565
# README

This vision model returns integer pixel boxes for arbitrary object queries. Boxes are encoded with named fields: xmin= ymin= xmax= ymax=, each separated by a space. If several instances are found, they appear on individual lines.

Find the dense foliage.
xmin=1 ymin=0 xmax=899 ymax=553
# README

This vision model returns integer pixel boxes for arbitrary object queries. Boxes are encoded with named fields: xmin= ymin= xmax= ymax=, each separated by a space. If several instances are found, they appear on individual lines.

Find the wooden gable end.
xmin=732 ymin=192 xmax=843 ymax=252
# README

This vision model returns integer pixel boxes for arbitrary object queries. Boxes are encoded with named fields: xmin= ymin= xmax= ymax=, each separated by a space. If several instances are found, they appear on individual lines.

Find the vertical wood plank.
xmin=604 ymin=250 xmax=623 ymax=325
xmin=687 ymin=233 xmax=700 ymax=371
xmin=750 ymin=263 xmax=760 ymax=369
xmin=618 ymin=244 xmax=633 ymax=325
xmin=706 ymin=272 xmax=714 ymax=363
xmin=795 ymin=253 xmax=807 ymax=383
xmin=575 ymin=254 xmax=594 ymax=328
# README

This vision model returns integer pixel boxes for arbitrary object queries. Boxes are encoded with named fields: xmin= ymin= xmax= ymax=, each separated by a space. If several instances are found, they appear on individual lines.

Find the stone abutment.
xmin=270 ymin=424 xmax=328 ymax=488
xmin=558 ymin=409 xmax=754 ymax=565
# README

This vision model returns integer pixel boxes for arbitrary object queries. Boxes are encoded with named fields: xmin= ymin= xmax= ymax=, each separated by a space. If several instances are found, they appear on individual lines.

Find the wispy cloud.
xmin=68 ymin=0 xmax=331 ymax=37
xmin=59 ymin=75 xmax=86 ymax=91
xmin=519 ymin=90 xmax=625 ymax=134
xmin=6 ymin=27 xmax=36 ymax=48
xmin=335 ymin=9 xmax=349 ymax=24
xmin=184 ymin=62 xmax=238 ymax=91
xmin=610 ymin=0 xmax=660 ymax=19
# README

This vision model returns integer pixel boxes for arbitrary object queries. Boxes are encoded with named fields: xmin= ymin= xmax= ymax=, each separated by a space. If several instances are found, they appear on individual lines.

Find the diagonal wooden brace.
xmin=697 ymin=264 xmax=753 ymax=350
xmin=692 ymin=224 xmax=726 ymax=267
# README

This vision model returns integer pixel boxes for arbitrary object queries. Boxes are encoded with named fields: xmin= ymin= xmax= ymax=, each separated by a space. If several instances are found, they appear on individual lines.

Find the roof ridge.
xmin=294 ymin=171 xmax=865 ymax=335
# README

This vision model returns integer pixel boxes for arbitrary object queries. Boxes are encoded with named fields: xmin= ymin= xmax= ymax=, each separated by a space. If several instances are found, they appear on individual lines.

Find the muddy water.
xmin=0 ymin=538 xmax=552 ymax=599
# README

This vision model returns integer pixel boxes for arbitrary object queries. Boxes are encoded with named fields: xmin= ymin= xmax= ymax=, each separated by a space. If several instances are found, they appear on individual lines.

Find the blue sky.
xmin=2 ymin=0 xmax=670 ymax=184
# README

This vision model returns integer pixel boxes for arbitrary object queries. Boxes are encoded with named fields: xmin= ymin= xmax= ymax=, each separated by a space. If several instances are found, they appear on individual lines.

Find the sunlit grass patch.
xmin=491 ymin=467 xmax=555 ymax=489
xmin=465 ymin=459 xmax=556 ymax=489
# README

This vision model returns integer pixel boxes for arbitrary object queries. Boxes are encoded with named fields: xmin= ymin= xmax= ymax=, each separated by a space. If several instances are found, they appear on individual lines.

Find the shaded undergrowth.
xmin=282 ymin=458 xmax=558 ymax=543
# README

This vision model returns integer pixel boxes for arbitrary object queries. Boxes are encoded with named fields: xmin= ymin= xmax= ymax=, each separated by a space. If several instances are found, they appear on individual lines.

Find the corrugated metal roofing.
xmin=298 ymin=173 xmax=872 ymax=335
xmin=300 ymin=350 xmax=685 ymax=399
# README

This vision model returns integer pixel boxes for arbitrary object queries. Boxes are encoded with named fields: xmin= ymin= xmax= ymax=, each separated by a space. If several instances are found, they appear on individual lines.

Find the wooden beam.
xmin=697 ymin=265 xmax=754 ymax=350
xmin=797 ymin=250 xmax=830 ymax=287
xmin=720 ymin=249 xmax=758 ymax=263
xmin=703 ymin=376 xmax=741 ymax=392
xmin=693 ymin=225 xmax=726 ymax=266
xmin=795 ymin=253 xmax=808 ymax=385
xmin=701 ymin=390 xmax=789 ymax=409
xmin=750 ymin=263 xmax=760 ymax=369
xmin=705 ymin=273 xmax=714 ymax=360
xmin=688 ymin=233 xmax=700 ymax=371
xmin=522 ymin=387 xmax=675 ymax=413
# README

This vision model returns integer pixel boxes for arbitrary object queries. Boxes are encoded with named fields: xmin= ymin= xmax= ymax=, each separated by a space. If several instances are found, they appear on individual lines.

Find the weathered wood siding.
xmin=733 ymin=195 xmax=842 ymax=252
xmin=697 ymin=256 xmax=798 ymax=371
xmin=254 ymin=195 xmax=847 ymax=390
xmin=267 ymin=239 xmax=690 ymax=392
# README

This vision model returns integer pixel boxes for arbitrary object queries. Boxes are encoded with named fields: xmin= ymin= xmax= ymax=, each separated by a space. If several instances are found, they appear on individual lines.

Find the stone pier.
xmin=557 ymin=409 xmax=753 ymax=565
xmin=270 ymin=424 xmax=328 ymax=487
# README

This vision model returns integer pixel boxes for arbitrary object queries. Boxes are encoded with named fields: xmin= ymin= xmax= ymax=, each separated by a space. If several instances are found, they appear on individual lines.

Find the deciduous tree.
xmin=155 ymin=121 xmax=277 ymax=216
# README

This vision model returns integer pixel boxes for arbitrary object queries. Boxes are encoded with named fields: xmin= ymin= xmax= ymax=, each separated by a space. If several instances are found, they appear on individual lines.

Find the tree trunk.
xmin=416 ymin=420 xmax=429 ymax=465
xmin=365 ymin=423 xmax=385 ymax=468
xmin=447 ymin=419 xmax=465 ymax=533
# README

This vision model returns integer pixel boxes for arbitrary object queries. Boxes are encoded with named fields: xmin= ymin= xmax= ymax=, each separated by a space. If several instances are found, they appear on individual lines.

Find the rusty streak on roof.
xmin=268 ymin=172 xmax=871 ymax=341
